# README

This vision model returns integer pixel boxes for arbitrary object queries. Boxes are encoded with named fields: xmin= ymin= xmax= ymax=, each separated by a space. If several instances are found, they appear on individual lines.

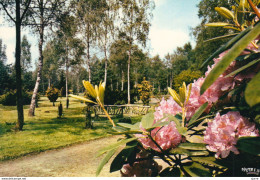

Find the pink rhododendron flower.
xmin=136 ymin=121 xmax=182 ymax=152
xmin=154 ymin=96 xmax=182 ymax=121
xmin=204 ymin=111 xmax=259 ymax=158
xmin=136 ymin=97 xmax=182 ymax=152
xmin=185 ymin=76 xmax=233 ymax=120
xmin=120 ymin=151 xmax=162 ymax=177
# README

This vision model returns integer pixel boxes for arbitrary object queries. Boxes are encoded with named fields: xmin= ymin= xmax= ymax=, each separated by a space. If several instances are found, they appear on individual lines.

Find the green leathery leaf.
xmin=168 ymin=87 xmax=182 ymax=107
xmin=236 ymin=137 xmax=260 ymax=156
xmin=96 ymin=149 xmax=116 ymax=176
xmin=97 ymin=137 xmax=137 ymax=156
xmin=215 ymin=7 xmax=235 ymax=20
xmin=95 ymin=85 xmax=99 ymax=100
xmin=112 ymin=126 xmax=128 ymax=132
xmin=98 ymin=82 xmax=105 ymax=104
xmin=166 ymin=114 xmax=181 ymax=127
xmin=178 ymin=127 xmax=188 ymax=136
xmin=117 ymin=123 xmax=136 ymax=129
xmin=186 ymin=83 xmax=192 ymax=104
xmin=69 ymin=94 xmax=96 ymax=104
xmin=141 ymin=112 xmax=155 ymax=129
xmin=191 ymin=157 xmax=226 ymax=169
xmin=96 ymin=148 xmax=117 ymax=176
xmin=235 ymin=52 xmax=260 ymax=61
xmin=170 ymin=147 xmax=191 ymax=156
xmin=237 ymin=0 xmax=246 ymax=25
xmin=132 ymin=122 xmax=141 ymax=130
xmin=183 ymin=162 xmax=211 ymax=177
xmin=188 ymin=103 xmax=208 ymax=127
xmin=151 ymin=120 xmax=170 ymax=128
xmin=225 ymin=58 xmax=260 ymax=77
xmin=205 ymin=22 xmax=233 ymax=27
xmin=82 ymin=80 xmax=97 ymax=98
xmin=187 ymin=118 xmax=207 ymax=129
xmin=110 ymin=144 xmax=137 ymax=173
xmin=223 ymin=26 xmax=241 ymax=31
xmin=178 ymin=143 xmax=207 ymax=151
xmin=200 ymin=23 xmax=260 ymax=95
xmin=164 ymin=114 xmax=186 ymax=135
xmin=190 ymin=151 xmax=209 ymax=156
xmin=245 ymin=71 xmax=260 ymax=107
xmin=201 ymin=26 xmax=252 ymax=68
xmin=159 ymin=167 xmax=181 ymax=177
xmin=204 ymin=33 xmax=239 ymax=43
xmin=109 ymin=130 xmax=143 ymax=135
xmin=179 ymin=86 xmax=186 ymax=104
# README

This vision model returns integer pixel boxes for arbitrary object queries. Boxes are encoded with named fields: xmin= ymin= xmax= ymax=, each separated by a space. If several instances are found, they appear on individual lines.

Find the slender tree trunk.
xmin=28 ymin=8 xmax=44 ymax=117
xmin=104 ymin=32 xmax=108 ymax=85
xmin=87 ymin=41 xmax=91 ymax=83
xmin=167 ymin=74 xmax=169 ymax=88
xmin=110 ymin=79 xmax=113 ymax=90
xmin=76 ymin=74 xmax=79 ymax=94
xmin=121 ymin=70 xmax=124 ymax=91
xmin=134 ymin=69 xmax=137 ymax=88
xmin=86 ymin=24 xmax=91 ymax=83
xmin=170 ymin=71 xmax=173 ymax=88
xmin=104 ymin=48 xmax=108 ymax=85
xmin=48 ymin=78 xmax=51 ymax=88
xmin=65 ymin=57 xmax=69 ymax=109
xmin=117 ymin=81 xmax=119 ymax=90
xmin=127 ymin=47 xmax=132 ymax=104
xmin=15 ymin=0 xmax=24 ymax=131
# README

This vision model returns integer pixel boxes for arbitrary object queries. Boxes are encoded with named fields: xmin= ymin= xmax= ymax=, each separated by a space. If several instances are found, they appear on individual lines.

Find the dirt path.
xmin=0 ymin=136 xmax=121 ymax=177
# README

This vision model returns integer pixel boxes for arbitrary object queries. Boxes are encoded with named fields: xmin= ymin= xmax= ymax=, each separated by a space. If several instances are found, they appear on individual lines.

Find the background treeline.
xmin=0 ymin=0 xmax=236 ymax=100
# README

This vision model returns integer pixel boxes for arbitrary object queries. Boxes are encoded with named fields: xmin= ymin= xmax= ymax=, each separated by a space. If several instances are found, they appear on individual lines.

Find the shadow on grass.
xmin=0 ymin=123 xmax=12 ymax=136
xmin=0 ymin=116 xmax=89 ymax=136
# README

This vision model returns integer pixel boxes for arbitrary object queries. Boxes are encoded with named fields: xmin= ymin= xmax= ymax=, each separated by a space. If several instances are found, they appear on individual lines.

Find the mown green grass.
xmin=0 ymin=96 xmax=143 ymax=161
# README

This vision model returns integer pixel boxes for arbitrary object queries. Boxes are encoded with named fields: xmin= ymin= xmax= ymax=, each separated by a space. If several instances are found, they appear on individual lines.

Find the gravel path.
xmin=0 ymin=136 xmax=121 ymax=177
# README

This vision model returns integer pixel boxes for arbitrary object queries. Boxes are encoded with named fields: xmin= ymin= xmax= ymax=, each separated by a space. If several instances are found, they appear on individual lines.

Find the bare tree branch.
xmin=0 ymin=2 xmax=16 ymax=23
xmin=21 ymin=0 xmax=32 ymax=21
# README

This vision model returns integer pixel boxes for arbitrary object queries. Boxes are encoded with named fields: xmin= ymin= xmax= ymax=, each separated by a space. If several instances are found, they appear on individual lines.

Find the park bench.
xmin=93 ymin=105 xmax=124 ymax=119
xmin=121 ymin=104 xmax=151 ymax=115
xmin=92 ymin=104 xmax=151 ymax=119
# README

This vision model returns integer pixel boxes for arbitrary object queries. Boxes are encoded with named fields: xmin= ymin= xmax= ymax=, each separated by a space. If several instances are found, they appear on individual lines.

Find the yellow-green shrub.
xmin=173 ymin=69 xmax=202 ymax=90
xmin=46 ymin=86 xmax=59 ymax=106
xmin=137 ymin=77 xmax=152 ymax=105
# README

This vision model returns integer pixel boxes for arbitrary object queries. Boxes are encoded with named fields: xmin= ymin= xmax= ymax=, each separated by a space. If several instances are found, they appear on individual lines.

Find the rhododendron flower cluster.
xmin=136 ymin=97 xmax=182 ymax=152
xmin=120 ymin=151 xmax=162 ymax=177
xmin=204 ymin=111 xmax=259 ymax=158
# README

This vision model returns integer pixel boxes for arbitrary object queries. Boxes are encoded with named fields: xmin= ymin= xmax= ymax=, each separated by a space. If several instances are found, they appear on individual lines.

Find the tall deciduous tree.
xmin=0 ymin=0 xmax=32 ymax=130
xmin=109 ymin=40 xmax=129 ymax=91
xmin=27 ymin=0 xmax=66 ymax=116
xmin=164 ymin=53 xmax=173 ymax=88
xmin=0 ymin=39 xmax=10 ymax=95
xmin=55 ymin=13 xmax=85 ymax=108
xmin=118 ymin=0 xmax=154 ymax=104
xmin=42 ymin=40 xmax=60 ymax=88
xmin=21 ymin=35 xmax=31 ymax=70
xmin=97 ymin=0 xmax=119 ymax=85
xmin=0 ymin=39 xmax=7 ymax=64
xmin=74 ymin=0 xmax=106 ymax=83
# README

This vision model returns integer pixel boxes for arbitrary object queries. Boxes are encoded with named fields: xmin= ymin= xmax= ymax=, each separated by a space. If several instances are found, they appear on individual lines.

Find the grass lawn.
xmin=0 ymin=96 xmax=142 ymax=161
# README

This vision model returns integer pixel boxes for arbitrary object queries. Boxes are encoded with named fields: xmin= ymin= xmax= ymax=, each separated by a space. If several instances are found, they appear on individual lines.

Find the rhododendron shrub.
xmin=94 ymin=27 xmax=260 ymax=176
xmin=70 ymin=1 xmax=260 ymax=177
